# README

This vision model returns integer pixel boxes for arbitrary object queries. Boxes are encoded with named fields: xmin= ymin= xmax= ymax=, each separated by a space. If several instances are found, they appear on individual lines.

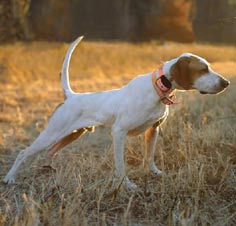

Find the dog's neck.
xmin=152 ymin=60 xmax=178 ymax=106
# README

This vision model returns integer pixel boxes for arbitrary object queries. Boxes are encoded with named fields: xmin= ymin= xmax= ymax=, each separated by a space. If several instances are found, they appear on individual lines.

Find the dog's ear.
xmin=170 ymin=56 xmax=192 ymax=90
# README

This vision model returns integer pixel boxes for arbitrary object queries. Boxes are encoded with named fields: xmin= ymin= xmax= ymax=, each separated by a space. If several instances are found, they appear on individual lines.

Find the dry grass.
xmin=0 ymin=40 xmax=236 ymax=225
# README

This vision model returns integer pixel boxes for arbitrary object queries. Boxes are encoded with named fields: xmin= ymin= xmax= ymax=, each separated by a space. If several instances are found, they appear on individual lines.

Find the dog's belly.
xmin=127 ymin=108 xmax=168 ymax=136
xmin=128 ymin=123 xmax=154 ymax=136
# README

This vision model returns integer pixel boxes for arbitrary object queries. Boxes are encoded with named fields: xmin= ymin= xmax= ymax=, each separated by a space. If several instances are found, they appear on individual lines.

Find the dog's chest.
xmin=127 ymin=106 xmax=168 ymax=136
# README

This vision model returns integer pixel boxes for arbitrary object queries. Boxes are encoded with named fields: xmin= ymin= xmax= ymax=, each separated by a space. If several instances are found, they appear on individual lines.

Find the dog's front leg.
xmin=144 ymin=126 xmax=162 ymax=175
xmin=112 ymin=127 xmax=137 ymax=190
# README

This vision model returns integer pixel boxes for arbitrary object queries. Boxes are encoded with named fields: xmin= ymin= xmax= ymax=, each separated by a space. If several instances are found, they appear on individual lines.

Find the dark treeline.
xmin=0 ymin=0 xmax=236 ymax=43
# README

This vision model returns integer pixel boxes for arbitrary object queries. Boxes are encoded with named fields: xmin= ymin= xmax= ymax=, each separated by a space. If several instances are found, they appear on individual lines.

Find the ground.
xmin=0 ymin=40 xmax=236 ymax=225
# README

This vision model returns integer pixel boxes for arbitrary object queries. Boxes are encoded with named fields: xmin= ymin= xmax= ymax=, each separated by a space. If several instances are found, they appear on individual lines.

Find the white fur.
xmin=3 ymin=37 xmax=229 ymax=188
xmin=193 ymin=67 xmax=227 ymax=94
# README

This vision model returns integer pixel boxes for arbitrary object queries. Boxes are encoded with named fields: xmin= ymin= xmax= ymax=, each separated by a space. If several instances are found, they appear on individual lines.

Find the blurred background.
xmin=1 ymin=0 xmax=236 ymax=44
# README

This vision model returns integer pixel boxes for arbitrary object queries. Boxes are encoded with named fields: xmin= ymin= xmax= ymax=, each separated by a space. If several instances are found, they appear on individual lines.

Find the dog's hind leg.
xmin=3 ymin=128 xmax=66 ymax=184
xmin=46 ymin=128 xmax=88 ymax=158
xmin=4 ymin=124 xmax=94 ymax=184
xmin=3 ymin=111 xmax=80 ymax=184
xmin=3 ymin=101 xmax=80 ymax=183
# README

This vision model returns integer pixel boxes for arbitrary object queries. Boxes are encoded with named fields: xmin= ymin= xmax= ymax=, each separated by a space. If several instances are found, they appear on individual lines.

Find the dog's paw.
xmin=113 ymin=174 xmax=139 ymax=191
xmin=124 ymin=177 xmax=139 ymax=191
xmin=3 ymin=175 xmax=16 ymax=184
xmin=150 ymin=164 xmax=163 ymax=176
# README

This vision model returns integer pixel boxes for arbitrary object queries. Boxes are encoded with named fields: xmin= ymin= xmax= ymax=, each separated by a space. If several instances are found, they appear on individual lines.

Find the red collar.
xmin=152 ymin=64 xmax=177 ymax=105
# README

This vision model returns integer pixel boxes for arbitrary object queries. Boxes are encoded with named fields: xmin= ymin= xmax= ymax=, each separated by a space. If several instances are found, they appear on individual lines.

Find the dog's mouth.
xmin=199 ymin=90 xmax=219 ymax=95
xmin=199 ymin=89 xmax=225 ymax=95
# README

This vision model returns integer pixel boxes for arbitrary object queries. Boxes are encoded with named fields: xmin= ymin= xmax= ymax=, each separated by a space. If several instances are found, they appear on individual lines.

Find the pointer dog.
xmin=4 ymin=37 xmax=229 ymax=188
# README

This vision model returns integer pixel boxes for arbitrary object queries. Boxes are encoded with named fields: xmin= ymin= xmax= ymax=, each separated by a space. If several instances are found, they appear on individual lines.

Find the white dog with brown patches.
xmin=4 ymin=37 xmax=229 ymax=189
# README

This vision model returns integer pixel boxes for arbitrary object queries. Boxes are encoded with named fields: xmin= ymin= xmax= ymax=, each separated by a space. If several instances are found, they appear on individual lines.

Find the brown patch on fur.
xmin=153 ymin=115 xmax=167 ymax=128
xmin=47 ymin=128 xmax=87 ymax=158
xmin=86 ymin=126 xmax=95 ymax=132
xmin=170 ymin=56 xmax=208 ymax=90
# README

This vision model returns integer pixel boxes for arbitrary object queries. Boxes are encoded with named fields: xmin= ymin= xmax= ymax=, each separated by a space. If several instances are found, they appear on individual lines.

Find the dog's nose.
xmin=221 ymin=79 xmax=230 ymax=88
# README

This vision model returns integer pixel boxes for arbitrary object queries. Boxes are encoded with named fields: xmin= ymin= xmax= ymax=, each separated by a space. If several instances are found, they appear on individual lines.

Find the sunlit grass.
xmin=0 ymin=40 xmax=235 ymax=225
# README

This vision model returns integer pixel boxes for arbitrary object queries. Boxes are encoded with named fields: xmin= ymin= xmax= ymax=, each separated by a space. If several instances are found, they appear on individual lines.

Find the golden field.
xmin=0 ymin=40 xmax=236 ymax=225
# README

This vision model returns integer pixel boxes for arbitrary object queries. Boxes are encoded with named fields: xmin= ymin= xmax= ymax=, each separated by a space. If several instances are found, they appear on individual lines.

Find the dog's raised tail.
xmin=61 ymin=36 xmax=84 ymax=98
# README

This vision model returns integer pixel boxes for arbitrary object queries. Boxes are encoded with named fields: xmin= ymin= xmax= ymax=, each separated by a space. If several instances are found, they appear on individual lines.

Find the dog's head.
xmin=170 ymin=53 xmax=230 ymax=94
